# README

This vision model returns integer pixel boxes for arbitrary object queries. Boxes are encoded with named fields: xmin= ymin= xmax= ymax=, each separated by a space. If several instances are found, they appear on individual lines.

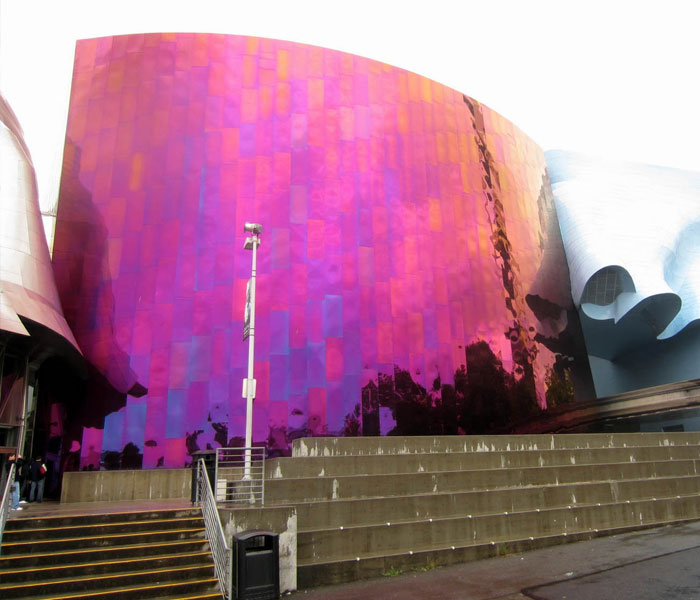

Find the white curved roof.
xmin=547 ymin=150 xmax=700 ymax=359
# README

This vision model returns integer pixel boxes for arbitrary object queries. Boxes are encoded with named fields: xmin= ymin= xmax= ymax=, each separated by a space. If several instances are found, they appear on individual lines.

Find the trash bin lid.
xmin=233 ymin=530 xmax=278 ymax=542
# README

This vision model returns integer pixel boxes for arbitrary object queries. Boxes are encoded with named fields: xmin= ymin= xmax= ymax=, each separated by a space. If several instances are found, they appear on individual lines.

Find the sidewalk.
xmin=291 ymin=521 xmax=700 ymax=600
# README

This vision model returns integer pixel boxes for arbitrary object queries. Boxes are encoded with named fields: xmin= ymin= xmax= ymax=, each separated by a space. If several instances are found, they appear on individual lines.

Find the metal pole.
xmin=244 ymin=233 xmax=258 ymax=479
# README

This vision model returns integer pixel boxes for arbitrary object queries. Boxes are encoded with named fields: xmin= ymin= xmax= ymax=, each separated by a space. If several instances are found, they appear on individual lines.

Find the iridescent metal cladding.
xmin=0 ymin=95 xmax=80 ymax=351
xmin=54 ymin=34 xmax=593 ymax=467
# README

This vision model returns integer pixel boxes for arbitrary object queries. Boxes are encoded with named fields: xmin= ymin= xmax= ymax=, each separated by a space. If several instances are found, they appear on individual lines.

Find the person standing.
xmin=17 ymin=454 xmax=29 ymax=502
xmin=29 ymin=456 xmax=46 ymax=503
xmin=7 ymin=453 xmax=23 ymax=511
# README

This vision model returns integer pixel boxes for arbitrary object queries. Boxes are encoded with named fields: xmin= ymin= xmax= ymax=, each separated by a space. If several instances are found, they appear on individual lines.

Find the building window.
xmin=581 ymin=267 xmax=623 ymax=306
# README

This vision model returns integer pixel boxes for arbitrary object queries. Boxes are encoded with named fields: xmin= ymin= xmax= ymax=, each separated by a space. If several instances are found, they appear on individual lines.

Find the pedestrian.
xmin=29 ymin=456 xmax=47 ymax=503
xmin=7 ymin=453 xmax=23 ymax=511
xmin=16 ymin=454 xmax=29 ymax=503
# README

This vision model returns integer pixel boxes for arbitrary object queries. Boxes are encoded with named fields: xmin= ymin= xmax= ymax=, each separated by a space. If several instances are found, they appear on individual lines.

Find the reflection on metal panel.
xmin=0 ymin=95 xmax=80 ymax=353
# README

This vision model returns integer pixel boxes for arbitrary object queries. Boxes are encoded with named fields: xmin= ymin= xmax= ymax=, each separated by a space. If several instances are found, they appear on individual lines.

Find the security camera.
xmin=243 ymin=223 xmax=262 ymax=234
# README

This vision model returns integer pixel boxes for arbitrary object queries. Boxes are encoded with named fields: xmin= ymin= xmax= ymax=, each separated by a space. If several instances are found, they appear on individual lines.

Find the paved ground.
xmin=290 ymin=521 xmax=700 ymax=600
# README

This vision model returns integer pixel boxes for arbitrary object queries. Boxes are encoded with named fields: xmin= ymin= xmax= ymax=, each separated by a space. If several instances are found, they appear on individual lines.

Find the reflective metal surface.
xmin=0 ymin=95 xmax=80 ymax=350
xmin=53 ymin=34 xmax=593 ymax=466
xmin=548 ymin=150 xmax=700 ymax=396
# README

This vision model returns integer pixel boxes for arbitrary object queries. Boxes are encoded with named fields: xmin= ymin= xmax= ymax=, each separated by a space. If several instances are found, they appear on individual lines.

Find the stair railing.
xmin=0 ymin=463 xmax=16 ymax=555
xmin=215 ymin=446 xmax=266 ymax=505
xmin=197 ymin=458 xmax=232 ymax=600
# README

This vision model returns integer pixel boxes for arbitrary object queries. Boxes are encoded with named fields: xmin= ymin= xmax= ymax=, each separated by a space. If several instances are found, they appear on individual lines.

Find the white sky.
xmin=1 ymin=0 xmax=698 ymax=214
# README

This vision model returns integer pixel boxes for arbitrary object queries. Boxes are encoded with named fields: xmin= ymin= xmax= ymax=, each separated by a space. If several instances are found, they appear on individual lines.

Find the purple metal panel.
xmin=53 ymin=34 xmax=593 ymax=467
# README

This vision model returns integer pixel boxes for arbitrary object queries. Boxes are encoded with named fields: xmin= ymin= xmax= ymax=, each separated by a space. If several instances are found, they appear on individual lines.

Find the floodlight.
xmin=244 ymin=223 xmax=262 ymax=234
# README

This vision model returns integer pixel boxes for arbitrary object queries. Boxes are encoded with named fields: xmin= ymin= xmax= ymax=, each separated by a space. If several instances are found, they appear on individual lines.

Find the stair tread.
xmin=2 ymin=526 xmax=205 ymax=546
xmin=3 ymin=518 xmax=203 ymax=538
xmin=0 ymin=563 xmax=215 ymax=590
xmin=0 ymin=537 xmax=210 ymax=562
xmin=7 ymin=508 xmax=201 ymax=524
xmin=6 ymin=577 xmax=220 ymax=600
xmin=0 ymin=551 xmax=212 ymax=575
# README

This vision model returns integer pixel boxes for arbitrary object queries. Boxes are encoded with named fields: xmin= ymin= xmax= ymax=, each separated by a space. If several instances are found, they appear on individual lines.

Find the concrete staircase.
xmin=265 ymin=433 xmax=700 ymax=587
xmin=0 ymin=507 xmax=221 ymax=599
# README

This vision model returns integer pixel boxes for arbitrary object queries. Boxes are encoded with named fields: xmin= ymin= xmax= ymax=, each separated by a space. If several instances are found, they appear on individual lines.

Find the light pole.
xmin=242 ymin=222 xmax=262 ymax=479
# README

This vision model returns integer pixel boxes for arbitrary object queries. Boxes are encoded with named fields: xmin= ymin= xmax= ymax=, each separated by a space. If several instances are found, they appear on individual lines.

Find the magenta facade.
xmin=53 ymin=34 xmax=593 ymax=469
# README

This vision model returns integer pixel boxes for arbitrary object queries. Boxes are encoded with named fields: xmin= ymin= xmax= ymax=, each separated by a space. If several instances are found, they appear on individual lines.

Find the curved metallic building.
xmin=548 ymin=150 xmax=700 ymax=397
xmin=53 ymin=34 xmax=593 ymax=467
xmin=0 ymin=96 xmax=80 ymax=350
xmin=0 ymin=94 xmax=81 ymax=456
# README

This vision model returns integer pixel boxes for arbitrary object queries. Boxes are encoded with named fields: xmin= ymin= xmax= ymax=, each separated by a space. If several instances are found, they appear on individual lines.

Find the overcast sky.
xmin=1 ymin=0 xmax=698 ymax=213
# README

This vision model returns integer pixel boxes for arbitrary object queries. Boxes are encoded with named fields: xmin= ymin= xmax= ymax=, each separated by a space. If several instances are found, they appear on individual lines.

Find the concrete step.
xmin=0 ymin=539 xmax=211 ymax=569
xmin=292 ymin=432 xmax=700 ymax=457
xmin=253 ymin=434 xmax=700 ymax=588
xmin=0 ymin=564 xmax=217 ymax=598
xmin=5 ymin=507 xmax=202 ymax=531
xmin=0 ymin=551 xmax=213 ymax=584
xmin=265 ymin=458 xmax=700 ymax=503
xmin=2 ymin=578 xmax=221 ymax=600
xmin=0 ymin=526 xmax=207 ymax=555
xmin=1 ymin=516 xmax=203 ymax=541
xmin=297 ymin=518 xmax=699 ymax=588
xmin=0 ymin=509 xmax=220 ymax=600
xmin=297 ymin=494 xmax=700 ymax=566
xmin=292 ymin=474 xmax=700 ymax=530
xmin=268 ymin=445 xmax=700 ymax=479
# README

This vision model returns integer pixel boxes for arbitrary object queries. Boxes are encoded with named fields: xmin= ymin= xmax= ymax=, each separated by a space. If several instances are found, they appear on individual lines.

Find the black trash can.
xmin=190 ymin=449 xmax=216 ymax=503
xmin=232 ymin=530 xmax=280 ymax=600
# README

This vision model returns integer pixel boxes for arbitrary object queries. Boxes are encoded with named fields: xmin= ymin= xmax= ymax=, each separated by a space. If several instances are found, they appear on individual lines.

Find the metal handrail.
xmin=197 ymin=458 xmax=231 ymax=599
xmin=215 ymin=446 xmax=266 ymax=505
xmin=1 ymin=463 xmax=16 ymax=555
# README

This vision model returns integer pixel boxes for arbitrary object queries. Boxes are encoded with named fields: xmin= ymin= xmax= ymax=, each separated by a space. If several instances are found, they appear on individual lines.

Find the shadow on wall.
xmin=50 ymin=138 xmax=147 ymax=473
xmin=53 ymin=138 xmax=146 ymax=398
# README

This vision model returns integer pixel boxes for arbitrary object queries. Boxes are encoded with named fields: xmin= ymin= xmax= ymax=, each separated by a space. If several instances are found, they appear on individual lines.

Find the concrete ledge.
xmin=219 ymin=505 xmax=297 ymax=594
xmin=276 ymin=433 xmax=700 ymax=588
xmin=268 ymin=445 xmax=700 ymax=478
xmin=298 ymin=495 xmax=700 ymax=561
xmin=265 ymin=459 xmax=700 ymax=504
xmin=292 ymin=475 xmax=700 ymax=530
xmin=297 ymin=518 xmax=700 ymax=588
xmin=292 ymin=432 xmax=700 ymax=457
xmin=61 ymin=469 xmax=191 ymax=503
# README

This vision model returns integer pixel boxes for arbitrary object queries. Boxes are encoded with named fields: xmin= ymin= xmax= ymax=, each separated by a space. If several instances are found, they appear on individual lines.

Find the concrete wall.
xmin=61 ymin=468 xmax=191 ymax=503
xmin=219 ymin=505 xmax=297 ymax=594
